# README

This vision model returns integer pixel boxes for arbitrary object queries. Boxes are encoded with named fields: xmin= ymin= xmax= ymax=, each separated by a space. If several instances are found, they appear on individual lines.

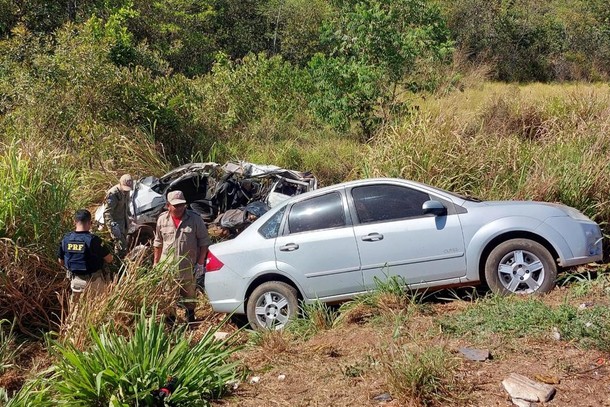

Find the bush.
xmin=51 ymin=305 xmax=241 ymax=406
xmin=441 ymin=0 xmax=610 ymax=81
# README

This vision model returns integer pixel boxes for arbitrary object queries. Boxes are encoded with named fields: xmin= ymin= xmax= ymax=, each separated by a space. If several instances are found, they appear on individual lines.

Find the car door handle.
xmin=280 ymin=243 xmax=300 ymax=251
xmin=361 ymin=233 xmax=384 ymax=242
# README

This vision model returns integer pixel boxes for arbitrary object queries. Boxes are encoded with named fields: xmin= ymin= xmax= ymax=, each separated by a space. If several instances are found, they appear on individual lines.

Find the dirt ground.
xmin=209 ymin=287 xmax=610 ymax=407
xmin=1 ymin=285 xmax=609 ymax=406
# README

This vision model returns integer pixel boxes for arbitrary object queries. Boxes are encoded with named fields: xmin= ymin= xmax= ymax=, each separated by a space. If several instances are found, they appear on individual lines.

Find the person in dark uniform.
xmin=104 ymin=173 xmax=133 ymax=258
xmin=58 ymin=209 xmax=113 ymax=299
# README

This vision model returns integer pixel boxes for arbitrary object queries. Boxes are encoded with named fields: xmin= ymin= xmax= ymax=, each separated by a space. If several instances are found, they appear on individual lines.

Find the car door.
xmin=349 ymin=183 xmax=467 ymax=289
xmin=274 ymin=191 xmax=364 ymax=299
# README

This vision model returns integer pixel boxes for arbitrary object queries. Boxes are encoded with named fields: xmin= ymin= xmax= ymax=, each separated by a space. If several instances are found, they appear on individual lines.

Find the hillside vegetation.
xmin=0 ymin=0 xmax=609 ymax=405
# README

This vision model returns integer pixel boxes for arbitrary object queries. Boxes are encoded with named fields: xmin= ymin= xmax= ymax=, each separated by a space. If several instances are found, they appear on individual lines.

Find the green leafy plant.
xmin=50 ymin=305 xmax=242 ymax=406
xmin=309 ymin=0 xmax=454 ymax=137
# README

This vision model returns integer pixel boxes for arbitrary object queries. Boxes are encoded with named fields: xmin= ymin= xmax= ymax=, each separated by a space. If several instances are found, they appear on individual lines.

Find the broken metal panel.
xmin=94 ymin=160 xmax=318 ymax=239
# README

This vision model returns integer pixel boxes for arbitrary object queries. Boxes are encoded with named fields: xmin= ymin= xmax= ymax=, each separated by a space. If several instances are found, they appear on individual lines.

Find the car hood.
xmin=466 ymin=200 xmax=591 ymax=221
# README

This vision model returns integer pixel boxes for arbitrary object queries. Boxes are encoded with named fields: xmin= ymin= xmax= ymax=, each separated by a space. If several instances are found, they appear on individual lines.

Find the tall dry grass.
xmin=0 ymin=239 xmax=65 ymax=336
xmin=363 ymin=83 xmax=610 ymax=227
xmin=60 ymin=251 xmax=181 ymax=349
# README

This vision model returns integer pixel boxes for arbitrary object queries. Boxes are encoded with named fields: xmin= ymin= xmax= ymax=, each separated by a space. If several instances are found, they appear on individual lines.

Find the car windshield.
xmin=423 ymin=183 xmax=482 ymax=202
xmin=445 ymin=191 xmax=482 ymax=202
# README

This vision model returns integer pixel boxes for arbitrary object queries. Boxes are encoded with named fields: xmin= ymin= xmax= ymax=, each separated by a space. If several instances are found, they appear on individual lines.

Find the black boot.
xmin=186 ymin=309 xmax=196 ymax=324
xmin=165 ymin=314 xmax=176 ymax=327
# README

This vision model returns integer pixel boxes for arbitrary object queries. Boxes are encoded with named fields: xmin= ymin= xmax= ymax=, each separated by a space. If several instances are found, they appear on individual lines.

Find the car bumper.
xmin=545 ymin=217 xmax=603 ymax=267
xmin=204 ymin=268 xmax=246 ymax=314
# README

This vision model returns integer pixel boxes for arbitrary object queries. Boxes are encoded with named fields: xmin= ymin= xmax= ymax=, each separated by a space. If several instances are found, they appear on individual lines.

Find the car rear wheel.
xmin=246 ymin=281 xmax=298 ymax=330
xmin=485 ymin=238 xmax=557 ymax=295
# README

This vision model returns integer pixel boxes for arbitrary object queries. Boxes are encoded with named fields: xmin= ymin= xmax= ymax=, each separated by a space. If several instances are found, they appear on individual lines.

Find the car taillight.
xmin=206 ymin=251 xmax=224 ymax=272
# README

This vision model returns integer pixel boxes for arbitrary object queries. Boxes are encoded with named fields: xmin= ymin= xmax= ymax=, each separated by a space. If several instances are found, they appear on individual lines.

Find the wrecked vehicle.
xmin=95 ymin=161 xmax=317 ymax=247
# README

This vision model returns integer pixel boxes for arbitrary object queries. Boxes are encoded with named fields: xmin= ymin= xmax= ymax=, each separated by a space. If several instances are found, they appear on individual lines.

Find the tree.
xmin=308 ymin=0 xmax=453 ymax=138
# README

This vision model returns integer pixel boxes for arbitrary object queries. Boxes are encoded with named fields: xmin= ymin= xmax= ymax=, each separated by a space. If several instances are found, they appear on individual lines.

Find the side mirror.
xmin=422 ymin=200 xmax=447 ymax=216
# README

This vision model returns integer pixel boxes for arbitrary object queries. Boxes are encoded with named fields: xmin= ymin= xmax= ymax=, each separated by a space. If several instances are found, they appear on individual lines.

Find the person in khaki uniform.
xmin=153 ymin=190 xmax=211 ymax=325
xmin=104 ymin=174 xmax=133 ymax=258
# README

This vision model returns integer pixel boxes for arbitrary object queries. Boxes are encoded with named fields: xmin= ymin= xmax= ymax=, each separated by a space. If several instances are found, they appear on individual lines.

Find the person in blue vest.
xmin=58 ymin=209 xmax=113 ymax=298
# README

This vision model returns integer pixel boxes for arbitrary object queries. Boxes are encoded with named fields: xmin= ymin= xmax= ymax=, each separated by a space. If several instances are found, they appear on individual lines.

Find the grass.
xmin=0 ymin=319 xmax=21 ymax=375
xmin=59 ymin=254 xmax=185 ymax=348
xmin=380 ymin=342 xmax=463 ymax=406
xmin=362 ymin=83 xmax=610 ymax=231
xmin=338 ymin=273 xmax=428 ymax=328
xmin=557 ymin=267 xmax=610 ymax=298
xmin=287 ymin=300 xmax=340 ymax=338
xmin=0 ymin=240 xmax=65 ymax=336
xmin=0 ymin=139 xmax=77 ymax=254
xmin=439 ymin=294 xmax=610 ymax=351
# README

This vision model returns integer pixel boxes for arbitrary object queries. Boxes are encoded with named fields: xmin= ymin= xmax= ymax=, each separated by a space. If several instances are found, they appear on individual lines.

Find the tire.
xmin=484 ymin=238 xmax=557 ymax=295
xmin=246 ymin=281 xmax=299 ymax=330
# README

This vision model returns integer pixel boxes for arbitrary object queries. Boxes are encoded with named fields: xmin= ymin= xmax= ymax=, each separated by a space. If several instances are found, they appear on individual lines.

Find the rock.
xmin=373 ymin=393 xmax=393 ymax=402
xmin=579 ymin=302 xmax=593 ymax=309
xmin=213 ymin=331 xmax=230 ymax=341
xmin=502 ymin=373 xmax=556 ymax=403
xmin=551 ymin=327 xmax=561 ymax=341
xmin=458 ymin=347 xmax=490 ymax=361
xmin=227 ymin=379 xmax=240 ymax=390
xmin=511 ymin=397 xmax=532 ymax=407
xmin=278 ymin=374 xmax=286 ymax=381
xmin=249 ymin=376 xmax=260 ymax=384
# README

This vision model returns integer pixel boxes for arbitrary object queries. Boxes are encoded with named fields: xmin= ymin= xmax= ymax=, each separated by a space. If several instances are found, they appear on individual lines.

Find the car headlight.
xmin=586 ymin=228 xmax=603 ymax=256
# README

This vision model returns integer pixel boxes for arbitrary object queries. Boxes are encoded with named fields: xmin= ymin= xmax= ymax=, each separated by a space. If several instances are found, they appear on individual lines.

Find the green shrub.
xmin=51 ymin=305 xmax=242 ymax=406
xmin=441 ymin=0 xmax=610 ymax=81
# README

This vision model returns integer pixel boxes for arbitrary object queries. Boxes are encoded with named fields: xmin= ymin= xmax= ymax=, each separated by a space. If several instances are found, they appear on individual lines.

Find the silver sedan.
xmin=204 ymin=178 xmax=603 ymax=330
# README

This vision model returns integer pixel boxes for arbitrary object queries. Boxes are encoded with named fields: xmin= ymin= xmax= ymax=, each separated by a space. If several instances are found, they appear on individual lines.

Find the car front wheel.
xmin=246 ymin=281 xmax=299 ymax=330
xmin=485 ymin=238 xmax=557 ymax=295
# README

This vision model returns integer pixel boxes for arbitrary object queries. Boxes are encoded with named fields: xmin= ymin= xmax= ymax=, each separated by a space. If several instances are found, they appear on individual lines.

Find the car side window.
xmin=258 ymin=206 xmax=286 ymax=239
xmin=351 ymin=184 xmax=430 ymax=223
xmin=288 ymin=192 xmax=345 ymax=234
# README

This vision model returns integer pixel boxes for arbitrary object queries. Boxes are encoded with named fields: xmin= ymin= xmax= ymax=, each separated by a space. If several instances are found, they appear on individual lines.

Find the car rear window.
xmin=258 ymin=206 xmax=287 ymax=239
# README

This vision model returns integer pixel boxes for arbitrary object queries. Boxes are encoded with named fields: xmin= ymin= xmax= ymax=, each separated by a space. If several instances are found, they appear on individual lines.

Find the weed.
xmin=0 ymin=319 xmax=21 ymax=375
xmin=381 ymin=343 xmax=462 ymax=406
xmin=288 ymin=300 xmax=339 ymax=338
xmin=248 ymin=328 xmax=291 ymax=357
xmin=558 ymin=268 xmax=610 ymax=298
xmin=341 ymin=361 xmax=368 ymax=378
